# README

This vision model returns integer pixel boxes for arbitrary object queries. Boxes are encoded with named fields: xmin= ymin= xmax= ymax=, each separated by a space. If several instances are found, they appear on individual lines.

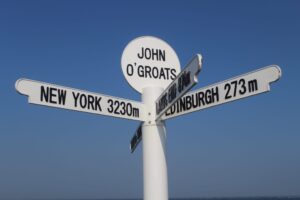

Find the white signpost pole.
xmin=142 ymin=87 xmax=168 ymax=200
xmin=121 ymin=36 xmax=181 ymax=200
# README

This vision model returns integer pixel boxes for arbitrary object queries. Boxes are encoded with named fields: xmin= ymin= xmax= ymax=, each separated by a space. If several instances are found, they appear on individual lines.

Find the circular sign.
xmin=121 ymin=36 xmax=181 ymax=93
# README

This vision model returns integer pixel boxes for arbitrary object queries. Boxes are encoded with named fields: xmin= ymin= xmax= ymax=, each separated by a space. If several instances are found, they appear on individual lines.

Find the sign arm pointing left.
xmin=15 ymin=78 xmax=147 ymax=121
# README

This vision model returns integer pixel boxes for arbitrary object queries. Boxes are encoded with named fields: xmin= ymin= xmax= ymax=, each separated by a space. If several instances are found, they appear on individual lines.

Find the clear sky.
xmin=0 ymin=0 xmax=299 ymax=199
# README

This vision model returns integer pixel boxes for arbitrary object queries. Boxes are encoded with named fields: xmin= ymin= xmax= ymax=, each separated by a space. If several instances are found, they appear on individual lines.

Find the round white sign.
xmin=121 ymin=36 xmax=181 ymax=93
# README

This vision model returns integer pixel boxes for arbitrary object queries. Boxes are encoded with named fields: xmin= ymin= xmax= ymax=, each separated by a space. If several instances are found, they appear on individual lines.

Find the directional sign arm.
xmin=155 ymin=54 xmax=202 ymax=120
xmin=161 ymin=65 xmax=282 ymax=120
xmin=15 ymin=78 xmax=147 ymax=121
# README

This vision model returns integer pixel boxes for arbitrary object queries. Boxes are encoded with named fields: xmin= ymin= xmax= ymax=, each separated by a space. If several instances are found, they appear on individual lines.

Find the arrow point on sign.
xmin=196 ymin=53 xmax=203 ymax=65
xmin=15 ymin=78 xmax=29 ymax=96
xmin=258 ymin=65 xmax=281 ymax=91
xmin=15 ymin=78 xmax=38 ymax=104
xmin=193 ymin=54 xmax=203 ymax=83
xmin=268 ymin=65 xmax=282 ymax=83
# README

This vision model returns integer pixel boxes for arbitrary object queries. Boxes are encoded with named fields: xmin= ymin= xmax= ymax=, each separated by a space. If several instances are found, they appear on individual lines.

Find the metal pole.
xmin=142 ymin=87 xmax=168 ymax=200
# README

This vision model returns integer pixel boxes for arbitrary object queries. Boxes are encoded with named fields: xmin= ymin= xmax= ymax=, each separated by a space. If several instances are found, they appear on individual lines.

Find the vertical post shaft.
xmin=142 ymin=87 xmax=168 ymax=200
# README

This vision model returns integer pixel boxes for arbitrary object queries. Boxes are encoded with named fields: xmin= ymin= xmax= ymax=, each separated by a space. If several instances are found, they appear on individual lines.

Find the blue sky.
xmin=0 ymin=0 xmax=299 ymax=199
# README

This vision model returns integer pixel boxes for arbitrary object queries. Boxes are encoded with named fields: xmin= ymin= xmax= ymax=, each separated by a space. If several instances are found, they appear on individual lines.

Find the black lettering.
xmin=132 ymin=107 xmax=139 ymax=118
xmin=157 ymin=94 xmax=168 ymax=114
xmin=165 ymin=108 xmax=171 ymax=116
xmin=178 ymin=72 xmax=191 ymax=93
xmin=211 ymin=87 xmax=219 ymax=103
xmin=248 ymin=79 xmax=258 ymax=92
xmin=224 ymin=83 xmax=231 ymax=99
xmin=138 ymin=48 xmax=165 ymax=61
xmin=205 ymin=89 xmax=211 ymax=104
xmin=120 ymin=102 xmax=126 ymax=115
xmin=137 ymin=65 xmax=144 ymax=77
xmin=179 ymin=98 xmax=186 ymax=112
xmin=49 ymin=87 xmax=57 ymax=104
xmin=107 ymin=99 xmax=113 ymax=113
xmin=191 ymin=93 xmax=198 ymax=108
xmin=185 ymin=72 xmax=191 ymax=86
xmin=198 ymin=91 xmax=205 ymax=106
xmin=168 ymin=84 xmax=177 ymax=103
xmin=40 ymin=86 xmax=49 ymax=102
xmin=159 ymin=68 xmax=166 ymax=80
xmin=186 ymin=95 xmax=192 ymax=110
xmin=126 ymin=103 xmax=133 ymax=116
xmin=87 ymin=95 xmax=95 ymax=110
xmin=178 ymin=75 xmax=183 ymax=93
xmin=152 ymin=66 xmax=159 ymax=78
xmin=176 ymin=101 xmax=180 ymax=113
xmin=137 ymin=47 xmax=144 ymax=59
xmin=72 ymin=92 xmax=80 ymax=107
xmin=126 ymin=64 xmax=134 ymax=76
xmin=159 ymin=49 xmax=166 ymax=61
xmin=168 ymin=104 xmax=176 ymax=115
xmin=152 ymin=49 xmax=159 ymax=61
xmin=145 ymin=48 xmax=151 ymax=59
xmin=58 ymin=89 xmax=66 ymax=105
xmin=170 ymin=69 xmax=177 ymax=80
xmin=114 ymin=100 xmax=120 ymax=114
xmin=145 ymin=66 xmax=152 ymax=78
xmin=95 ymin=96 xmax=102 ymax=111
xmin=231 ymin=80 xmax=238 ymax=97
xmin=79 ymin=94 xmax=87 ymax=108
xmin=239 ymin=79 xmax=246 ymax=95
xmin=164 ymin=68 xmax=170 ymax=79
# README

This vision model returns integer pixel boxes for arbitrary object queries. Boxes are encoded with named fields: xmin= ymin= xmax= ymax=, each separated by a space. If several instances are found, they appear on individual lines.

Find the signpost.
xmin=15 ymin=35 xmax=282 ymax=200
xmin=121 ymin=36 xmax=175 ymax=200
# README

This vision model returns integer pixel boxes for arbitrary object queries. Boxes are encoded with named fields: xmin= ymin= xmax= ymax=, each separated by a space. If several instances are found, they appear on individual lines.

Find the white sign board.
xmin=160 ymin=65 xmax=282 ymax=120
xmin=15 ymin=79 xmax=147 ymax=121
xmin=155 ymin=54 xmax=202 ymax=120
xmin=121 ymin=36 xmax=181 ymax=93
